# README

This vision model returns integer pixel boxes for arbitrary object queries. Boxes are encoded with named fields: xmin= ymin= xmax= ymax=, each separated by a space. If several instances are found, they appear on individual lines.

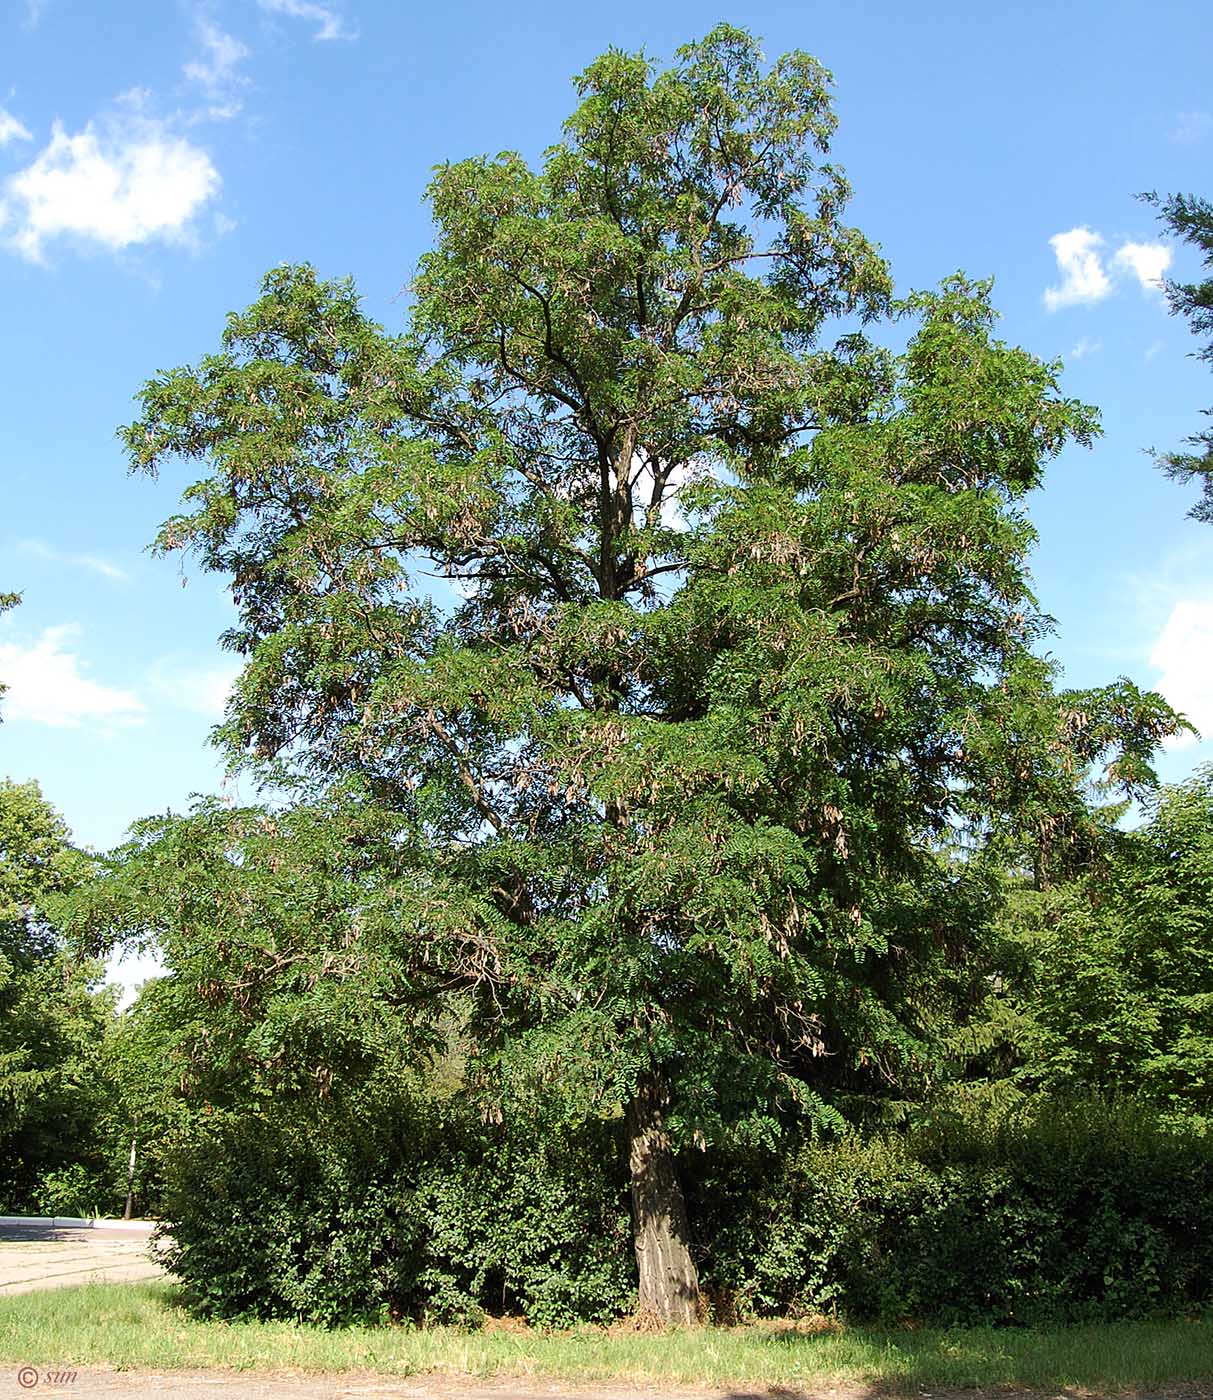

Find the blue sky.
xmin=1 ymin=0 xmax=1211 ymax=989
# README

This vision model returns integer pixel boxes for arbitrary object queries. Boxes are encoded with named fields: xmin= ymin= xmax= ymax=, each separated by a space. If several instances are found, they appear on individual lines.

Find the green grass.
xmin=1 ymin=1282 xmax=1211 ymax=1391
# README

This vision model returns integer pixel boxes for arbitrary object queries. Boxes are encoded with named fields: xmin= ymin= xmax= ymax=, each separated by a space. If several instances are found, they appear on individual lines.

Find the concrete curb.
xmin=0 ymin=1216 xmax=157 ymax=1233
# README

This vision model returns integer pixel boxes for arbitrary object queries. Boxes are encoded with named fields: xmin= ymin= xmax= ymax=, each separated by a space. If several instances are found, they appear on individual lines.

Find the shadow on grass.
xmin=726 ymin=1316 xmax=1213 ymax=1393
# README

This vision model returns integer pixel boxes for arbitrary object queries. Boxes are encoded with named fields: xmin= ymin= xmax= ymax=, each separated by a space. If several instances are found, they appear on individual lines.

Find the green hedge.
xmin=160 ymin=1097 xmax=634 ymax=1328
xmin=160 ymin=1097 xmax=1213 ymax=1328
xmin=692 ymin=1103 xmax=1213 ymax=1325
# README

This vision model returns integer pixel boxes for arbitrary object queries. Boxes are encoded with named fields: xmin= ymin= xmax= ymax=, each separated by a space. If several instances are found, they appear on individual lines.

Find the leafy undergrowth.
xmin=1 ymin=1282 xmax=1211 ymax=1390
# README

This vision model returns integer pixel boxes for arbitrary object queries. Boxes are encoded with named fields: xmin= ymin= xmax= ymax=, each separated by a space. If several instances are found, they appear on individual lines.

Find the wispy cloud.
xmin=257 ymin=0 xmax=357 ymax=42
xmin=1121 ymin=545 xmax=1213 ymax=753
xmin=183 ymin=17 xmax=251 ymax=121
xmin=1172 ymin=110 xmax=1212 ymax=144
xmin=0 ymin=108 xmax=31 ymax=147
xmin=147 ymin=655 xmax=241 ymax=719
xmin=16 ymin=538 xmax=131 ymax=583
xmin=0 ymin=624 xmax=144 ymax=728
xmin=0 ymin=101 xmax=222 ymax=262
xmin=1044 ymin=227 xmax=1111 ymax=310
xmin=1068 ymin=336 xmax=1101 ymax=361
xmin=1112 ymin=240 xmax=1172 ymax=295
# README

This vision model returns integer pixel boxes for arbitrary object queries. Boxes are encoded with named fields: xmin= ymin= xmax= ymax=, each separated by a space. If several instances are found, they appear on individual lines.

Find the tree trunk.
xmin=625 ymin=1071 xmax=700 ymax=1326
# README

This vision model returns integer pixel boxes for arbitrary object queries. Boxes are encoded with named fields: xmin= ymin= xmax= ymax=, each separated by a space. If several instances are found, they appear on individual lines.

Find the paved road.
xmin=0 ymin=1222 xmax=167 ymax=1296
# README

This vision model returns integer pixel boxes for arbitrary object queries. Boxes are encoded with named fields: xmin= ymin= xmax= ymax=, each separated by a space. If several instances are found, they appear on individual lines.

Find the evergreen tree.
xmin=1142 ymin=190 xmax=1213 ymax=521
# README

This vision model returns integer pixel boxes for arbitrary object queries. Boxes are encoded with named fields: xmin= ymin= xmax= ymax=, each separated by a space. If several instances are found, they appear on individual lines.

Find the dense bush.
xmin=692 ymin=1101 xmax=1213 ymax=1325
xmin=160 ymin=1093 xmax=634 ymax=1328
xmin=160 ymin=1095 xmax=1213 ymax=1329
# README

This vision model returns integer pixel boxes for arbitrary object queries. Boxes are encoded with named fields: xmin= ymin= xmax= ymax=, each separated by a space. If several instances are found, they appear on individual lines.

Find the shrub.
xmin=159 ymin=1092 xmax=1213 ymax=1328
xmin=30 ymin=1162 xmax=109 ymax=1218
xmin=690 ymin=1099 xmax=1213 ymax=1325
xmin=160 ymin=1092 xmax=633 ymax=1328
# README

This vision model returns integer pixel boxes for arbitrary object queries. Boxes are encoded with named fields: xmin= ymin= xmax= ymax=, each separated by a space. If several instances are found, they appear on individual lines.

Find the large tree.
xmin=119 ymin=28 xmax=1180 ymax=1321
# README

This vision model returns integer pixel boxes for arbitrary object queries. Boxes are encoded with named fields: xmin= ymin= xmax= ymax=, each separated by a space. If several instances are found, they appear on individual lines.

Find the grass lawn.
xmin=1 ymin=1282 xmax=1212 ymax=1391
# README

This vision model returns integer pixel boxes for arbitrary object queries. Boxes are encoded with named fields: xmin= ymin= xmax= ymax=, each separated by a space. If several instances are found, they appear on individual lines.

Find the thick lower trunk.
xmin=625 ymin=1071 xmax=700 ymax=1326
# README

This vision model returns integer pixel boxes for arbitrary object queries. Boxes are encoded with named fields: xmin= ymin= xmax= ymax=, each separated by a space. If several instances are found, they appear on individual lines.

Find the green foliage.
xmin=91 ymin=980 xmax=195 ymax=1217
xmin=951 ymin=768 xmax=1213 ymax=1125
xmin=155 ymin=1089 xmax=1213 ymax=1328
xmin=0 ymin=779 xmax=115 ymax=1212
xmin=67 ymin=796 xmax=460 ymax=1110
xmin=160 ymin=1093 xmax=634 ymax=1329
xmin=693 ymin=1100 xmax=1213 ymax=1325
xmin=1142 ymin=190 xmax=1213 ymax=522
xmin=111 ymin=28 xmax=1181 ymax=1162
xmin=31 ymin=1162 xmax=108 ymax=1217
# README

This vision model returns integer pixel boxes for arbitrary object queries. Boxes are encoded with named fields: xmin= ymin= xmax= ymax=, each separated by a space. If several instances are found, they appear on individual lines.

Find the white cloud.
xmin=1149 ymin=599 xmax=1213 ymax=746
xmin=183 ymin=17 xmax=251 ymax=120
xmin=1113 ymin=239 xmax=1172 ymax=294
xmin=0 ymin=624 xmax=144 ymax=728
xmin=16 ymin=538 xmax=131 ymax=583
xmin=1145 ymin=339 xmax=1166 ymax=362
xmin=147 ymin=656 xmax=241 ymax=719
xmin=1068 ymin=337 xmax=1101 ymax=361
xmin=0 ymin=115 xmax=221 ymax=261
xmin=1044 ymin=227 xmax=1112 ymax=311
xmin=257 ymin=0 xmax=357 ymax=41
xmin=0 ymin=108 xmax=31 ymax=147
xmin=630 ymin=456 xmax=714 ymax=535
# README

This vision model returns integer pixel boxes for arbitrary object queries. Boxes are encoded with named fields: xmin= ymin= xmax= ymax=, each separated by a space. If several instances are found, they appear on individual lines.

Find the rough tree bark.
xmin=625 ymin=1070 xmax=700 ymax=1326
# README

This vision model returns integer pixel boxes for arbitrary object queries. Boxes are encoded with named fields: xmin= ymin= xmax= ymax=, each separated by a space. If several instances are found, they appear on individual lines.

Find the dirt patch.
xmin=481 ymin=1314 xmax=533 ymax=1335
xmin=744 ymin=1315 xmax=844 ymax=1338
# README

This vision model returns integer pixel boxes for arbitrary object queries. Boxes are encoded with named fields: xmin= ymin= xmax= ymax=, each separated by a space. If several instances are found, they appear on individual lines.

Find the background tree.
xmin=115 ymin=27 xmax=1180 ymax=1322
xmin=0 ymin=779 xmax=113 ymax=1213
xmin=1142 ymin=190 xmax=1213 ymax=522
xmin=73 ymin=798 xmax=443 ymax=1222
xmin=951 ymin=766 xmax=1213 ymax=1128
